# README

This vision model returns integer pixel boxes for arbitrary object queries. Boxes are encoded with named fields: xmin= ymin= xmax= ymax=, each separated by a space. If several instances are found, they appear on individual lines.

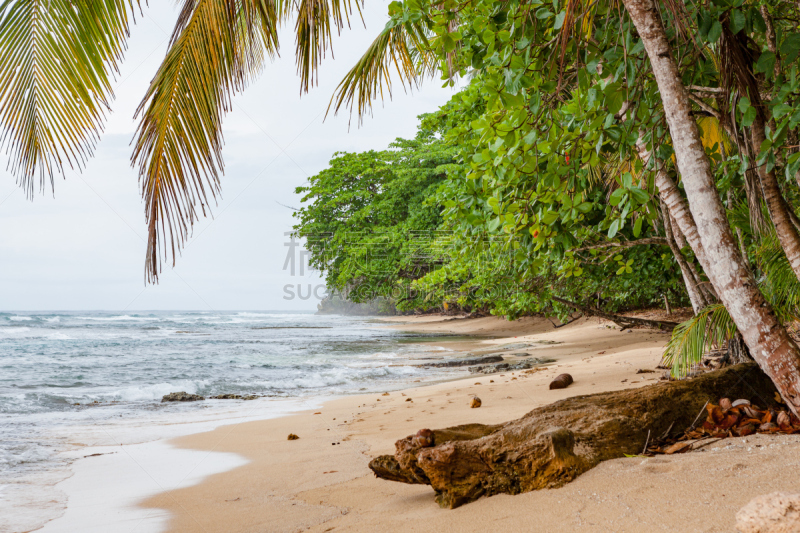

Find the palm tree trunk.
xmin=623 ymin=0 xmax=800 ymax=415
xmin=635 ymin=137 xmax=718 ymax=306
xmin=662 ymin=200 xmax=707 ymax=313
xmin=634 ymin=137 xmax=708 ymax=267
xmin=727 ymin=188 xmax=749 ymax=265
xmin=751 ymin=113 xmax=800 ymax=280
xmin=760 ymin=6 xmax=781 ymax=79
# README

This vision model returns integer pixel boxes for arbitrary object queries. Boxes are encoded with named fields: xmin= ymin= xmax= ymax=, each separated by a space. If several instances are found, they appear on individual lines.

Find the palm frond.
xmin=726 ymin=199 xmax=753 ymax=237
xmin=132 ymin=0 xmax=278 ymax=283
xmin=662 ymin=303 xmax=737 ymax=378
xmin=328 ymin=20 xmax=434 ymax=122
xmin=295 ymin=0 xmax=362 ymax=93
xmin=0 ymin=0 xmax=134 ymax=196
xmin=756 ymin=231 xmax=800 ymax=321
xmin=663 ymin=233 xmax=800 ymax=376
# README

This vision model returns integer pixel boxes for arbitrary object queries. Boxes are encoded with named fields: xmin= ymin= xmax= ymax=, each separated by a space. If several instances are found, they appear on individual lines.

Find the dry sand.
xmin=142 ymin=315 xmax=800 ymax=532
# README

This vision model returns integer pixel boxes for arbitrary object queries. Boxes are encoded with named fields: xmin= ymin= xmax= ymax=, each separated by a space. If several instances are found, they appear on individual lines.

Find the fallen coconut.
xmin=412 ymin=429 xmax=435 ymax=447
xmin=287 ymin=433 xmax=299 ymax=440
xmin=470 ymin=397 xmax=482 ymax=408
xmin=549 ymin=373 xmax=574 ymax=390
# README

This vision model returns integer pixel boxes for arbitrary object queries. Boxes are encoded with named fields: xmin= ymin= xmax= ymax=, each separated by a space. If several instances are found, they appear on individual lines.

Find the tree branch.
xmin=688 ymin=94 xmax=721 ymax=120
xmin=551 ymin=297 xmax=679 ymax=332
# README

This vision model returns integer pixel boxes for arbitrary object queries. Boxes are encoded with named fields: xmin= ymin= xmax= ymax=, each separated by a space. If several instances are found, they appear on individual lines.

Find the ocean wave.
xmin=0 ymin=442 xmax=51 ymax=468
xmin=75 ymin=315 xmax=158 ymax=322
xmin=104 ymin=381 xmax=210 ymax=402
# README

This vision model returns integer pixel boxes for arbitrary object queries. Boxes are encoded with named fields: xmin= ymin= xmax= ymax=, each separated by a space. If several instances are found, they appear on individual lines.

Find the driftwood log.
xmin=369 ymin=364 xmax=777 ymax=508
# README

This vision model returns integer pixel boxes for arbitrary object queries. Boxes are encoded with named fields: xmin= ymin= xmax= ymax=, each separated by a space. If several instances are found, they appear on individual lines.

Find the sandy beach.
xmin=140 ymin=315 xmax=800 ymax=532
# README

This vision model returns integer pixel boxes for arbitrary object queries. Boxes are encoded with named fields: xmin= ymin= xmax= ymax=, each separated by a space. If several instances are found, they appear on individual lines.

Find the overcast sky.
xmin=0 ymin=2 xmax=455 ymax=311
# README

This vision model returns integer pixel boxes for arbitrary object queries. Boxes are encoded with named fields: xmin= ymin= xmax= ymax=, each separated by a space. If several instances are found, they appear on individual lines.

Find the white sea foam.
xmin=108 ymin=381 xmax=208 ymax=402
xmin=75 ymin=315 xmax=158 ymax=321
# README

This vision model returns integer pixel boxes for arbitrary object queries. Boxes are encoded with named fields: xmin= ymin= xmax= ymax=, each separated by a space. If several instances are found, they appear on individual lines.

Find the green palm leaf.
xmin=132 ymin=0 xmax=279 ymax=282
xmin=295 ymin=0 xmax=363 ymax=93
xmin=663 ymin=230 xmax=800 ymax=377
xmin=662 ymin=303 xmax=737 ymax=378
xmin=328 ymin=20 xmax=434 ymax=121
xmin=0 ymin=0 xmax=134 ymax=195
xmin=756 ymin=230 xmax=800 ymax=320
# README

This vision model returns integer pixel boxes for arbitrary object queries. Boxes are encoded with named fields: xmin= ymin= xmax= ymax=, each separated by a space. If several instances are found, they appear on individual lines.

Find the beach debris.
xmin=474 ymin=382 xmax=481 ymax=385
xmin=549 ymin=373 xmax=574 ymax=390
xmin=368 ymin=363 xmax=779 ymax=509
xmin=314 ymin=412 xmax=322 ymax=415
xmin=469 ymin=357 xmax=555 ymax=374
xmin=644 ymin=397 xmax=800 ymax=455
xmin=736 ymin=492 xmax=800 ymax=533
xmin=382 ymin=392 xmax=390 ymax=396
xmin=323 ymin=471 xmax=338 ymax=474
xmin=470 ymin=397 xmax=482 ymax=408
xmin=406 ymin=398 xmax=413 ymax=402
xmin=412 ymin=429 xmax=435 ymax=447
xmin=287 ymin=434 xmax=299 ymax=440
xmin=161 ymin=391 xmax=205 ymax=402
xmin=523 ymin=367 xmax=546 ymax=375
xmin=636 ymin=369 xmax=655 ymax=374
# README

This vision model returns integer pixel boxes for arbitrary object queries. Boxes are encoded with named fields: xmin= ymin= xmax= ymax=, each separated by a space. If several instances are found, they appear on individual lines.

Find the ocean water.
xmin=0 ymin=311 xmax=463 ymax=532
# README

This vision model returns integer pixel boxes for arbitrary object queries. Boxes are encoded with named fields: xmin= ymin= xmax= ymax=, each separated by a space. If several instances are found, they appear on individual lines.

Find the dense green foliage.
xmin=300 ymin=0 xmax=800 ymax=376
xmin=295 ymin=100 xmax=690 ymax=317
xmin=293 ymin=120 xmax=460 ymax=311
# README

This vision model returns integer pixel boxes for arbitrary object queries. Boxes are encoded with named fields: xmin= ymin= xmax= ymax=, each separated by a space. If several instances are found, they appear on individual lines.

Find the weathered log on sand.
xmin=369 ymin=364 xmax=777 ymax=508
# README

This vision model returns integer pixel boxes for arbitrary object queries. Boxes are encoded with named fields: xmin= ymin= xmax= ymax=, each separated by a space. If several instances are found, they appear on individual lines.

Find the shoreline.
xmin=42 ymin=314 xmax=800 ymax=532
xmin=134 ymin=314 xmax=698 ymax=532
xmin=25 ymin=315 xmax=491 ymax=533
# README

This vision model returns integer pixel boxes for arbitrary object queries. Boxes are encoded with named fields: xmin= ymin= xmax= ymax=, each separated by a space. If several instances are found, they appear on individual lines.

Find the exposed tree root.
xmin=369 ymin=364 xmax=777 ymax=508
